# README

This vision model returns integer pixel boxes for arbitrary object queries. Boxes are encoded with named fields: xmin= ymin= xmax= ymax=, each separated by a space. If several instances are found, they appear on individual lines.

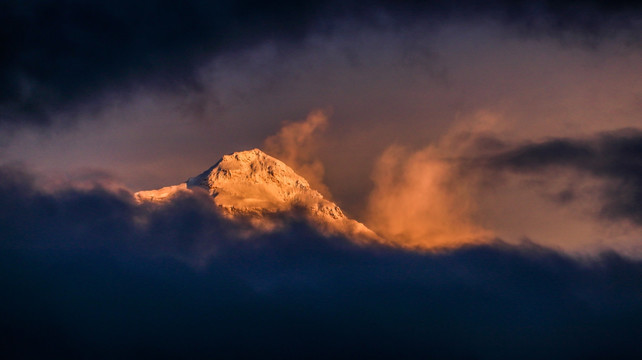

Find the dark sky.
xmin=1 ymin=1 xmax=642 ymax=358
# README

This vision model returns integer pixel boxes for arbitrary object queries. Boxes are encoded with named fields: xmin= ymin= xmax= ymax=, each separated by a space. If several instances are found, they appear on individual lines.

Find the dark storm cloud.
xmin=1 ymin=165 xmax=642 ymax=358
xmin=1 ymin=0 xmax=640 ymax=126
xmin=480 ymin=129 xmax=642 ymax=224
xmin=0 ymin=164 xmax=244 ymax=259
xmin=1 ymin=0 xmax=339 ymax=125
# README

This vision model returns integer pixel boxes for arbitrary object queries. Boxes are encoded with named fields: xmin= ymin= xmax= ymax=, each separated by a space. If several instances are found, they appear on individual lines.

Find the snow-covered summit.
xmin=187 ymin=149 xmax=322 ymax=211
xmin=135 ymin=149 xmax=378 ymax=241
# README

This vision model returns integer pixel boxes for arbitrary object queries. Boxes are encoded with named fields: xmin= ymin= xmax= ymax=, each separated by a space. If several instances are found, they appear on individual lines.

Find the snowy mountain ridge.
xmin=135 ymin=149 xmax=378 ymax=241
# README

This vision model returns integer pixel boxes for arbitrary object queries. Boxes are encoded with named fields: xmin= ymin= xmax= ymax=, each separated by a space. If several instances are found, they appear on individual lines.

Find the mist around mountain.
xmin=1 ymin=160 xmax=642 ymax=359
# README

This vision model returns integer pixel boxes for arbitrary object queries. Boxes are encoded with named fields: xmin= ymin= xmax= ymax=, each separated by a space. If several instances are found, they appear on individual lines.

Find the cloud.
xmin=263 ymin=109 xmax=331 ymax=197
xmin=0 ymin=0 xmax=325 ymax=126
xmin=1 ymin=0 xmax=640 ymax=126
xmin=366 ymin=144 xmax=491 ymax=249
xmin=2 ymin=13 xmax=640 ymax=200
xmin=1 ymin=2 xmax=641 ymax=356
xmin=1 ymin=165 xmax=642 ymax=358
xmin=414 ymin=127 xmax=642 ymax=256
xmin=481 ymin=128 xmax=642 ymax=225
xmin=353 ymin=120 xmax=642 ymax=255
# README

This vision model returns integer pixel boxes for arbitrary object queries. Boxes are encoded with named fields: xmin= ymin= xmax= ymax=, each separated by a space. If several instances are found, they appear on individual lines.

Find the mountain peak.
xmin=186 ymin=149 xmax=312 ymax=210
xmin=135 ymin=149 xmax=378 ymax=241
xmin=222 ymin=148 xmax=278 ymax=163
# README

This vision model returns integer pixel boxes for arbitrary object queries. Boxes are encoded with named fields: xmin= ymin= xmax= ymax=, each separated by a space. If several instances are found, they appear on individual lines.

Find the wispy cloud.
xmin=263 ymin=109 xmax=332 ymax=197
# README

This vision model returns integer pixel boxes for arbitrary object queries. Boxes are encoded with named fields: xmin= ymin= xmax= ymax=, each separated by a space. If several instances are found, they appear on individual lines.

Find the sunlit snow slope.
xmin=136 ymin=149 xmax=378 ymax=241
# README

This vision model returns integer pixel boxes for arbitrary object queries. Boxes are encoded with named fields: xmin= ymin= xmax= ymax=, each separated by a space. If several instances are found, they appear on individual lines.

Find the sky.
xmin=1 ymin=0 xmax=642 ymax=358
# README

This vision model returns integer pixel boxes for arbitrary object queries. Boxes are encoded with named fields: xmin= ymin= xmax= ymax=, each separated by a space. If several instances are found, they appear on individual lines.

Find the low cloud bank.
xmin=1 ymin=165 xmax=641 ymax=359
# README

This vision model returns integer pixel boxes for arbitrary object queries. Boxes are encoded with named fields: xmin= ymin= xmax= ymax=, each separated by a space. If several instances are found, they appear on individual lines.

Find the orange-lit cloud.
xmin=261 ymin=110 xmax=494 ymax=250
xmin=365 ymin=143 xmax=492 ymax=250
xmin=260 ymin=110 xmax=495 ymax=250
xmin=263 ymin=109 xmax=332 ymax=198
xmin=259 ymin=109 xmax=642 ymax=255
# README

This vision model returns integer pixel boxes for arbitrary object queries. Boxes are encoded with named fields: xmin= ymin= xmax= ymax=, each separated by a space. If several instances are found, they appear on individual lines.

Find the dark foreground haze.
xmin=2 ymin=166 xmax=642 ymax=359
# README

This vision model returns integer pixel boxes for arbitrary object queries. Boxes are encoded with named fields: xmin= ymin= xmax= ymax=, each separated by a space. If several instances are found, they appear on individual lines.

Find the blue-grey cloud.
xmin=480 ymin=128 xmax=642 ymax=225
xmin=1 ymin=165 xmax=641 ymax=359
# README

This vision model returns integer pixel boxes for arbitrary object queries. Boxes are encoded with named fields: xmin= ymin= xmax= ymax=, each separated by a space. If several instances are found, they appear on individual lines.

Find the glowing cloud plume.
xmin=263 ymin=109 xmax=331 ymax=198
xmin=263 ymin=110 xmax=493 ymax=250
xmin=366 ymin=144 xmax=492 ymax=249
